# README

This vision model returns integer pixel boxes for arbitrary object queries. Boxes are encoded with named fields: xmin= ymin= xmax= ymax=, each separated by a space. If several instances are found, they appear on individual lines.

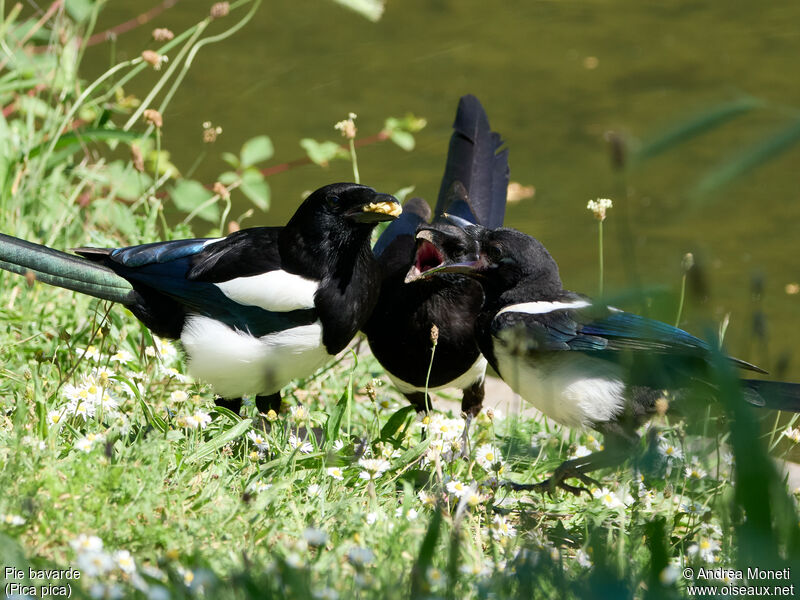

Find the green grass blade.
xmin=633 ymin=97 xmax=761 ymax=164
xmin=690 ymin=118 xmax=800 ymax=201
xmin=185 ymin=418 xmax=251 ymax=464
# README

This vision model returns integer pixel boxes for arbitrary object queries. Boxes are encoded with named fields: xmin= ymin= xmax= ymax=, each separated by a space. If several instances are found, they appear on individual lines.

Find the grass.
xmin=2 ymin=3 xmax=800 ymax=599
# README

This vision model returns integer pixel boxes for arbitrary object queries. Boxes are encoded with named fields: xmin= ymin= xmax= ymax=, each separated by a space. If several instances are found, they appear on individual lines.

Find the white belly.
xmin=180 ymin=315 xmax=332 ymax=398
xmin=493 ymin=344 xmax=625 ymax=428
xmin=388 ymin=355 xmax=488 ymax=395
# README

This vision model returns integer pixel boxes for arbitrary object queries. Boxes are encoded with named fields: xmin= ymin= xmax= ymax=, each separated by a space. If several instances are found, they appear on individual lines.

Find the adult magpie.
xmin=0 ymin=183 xmax=400 ymax=415
xmin=363 ymin=94 xmax=509 ymax=427
xmin=408 ymin=220 xmax=800 ymax=494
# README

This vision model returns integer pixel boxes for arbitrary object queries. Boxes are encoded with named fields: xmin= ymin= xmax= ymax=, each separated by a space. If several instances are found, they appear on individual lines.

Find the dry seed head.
xmin=210 ymin=2 xmax=230 ymax=18
xmin=334 ymin=112 xmax=357 ymax=139
xmin=143 ymin=109 xmax=163 ymax=128
xmin=131 ymin=144 xmax=144 ymax=172
xmin=152 ymin=28 xmax=174 ymax=41
xmin=213 ymin=181 xmax=229 ymax=200
xmin=682 ymin=252 xmax=695 ymax=273
xmin=506 ymin=182 xmax=535 ymax=203
xmin=141 ymin=50 xmax=167 ymax=70
xmin=430 ymin=324 xmax=439 ymax=345
xmin=202 ymin=121 xmax=223 ymax=143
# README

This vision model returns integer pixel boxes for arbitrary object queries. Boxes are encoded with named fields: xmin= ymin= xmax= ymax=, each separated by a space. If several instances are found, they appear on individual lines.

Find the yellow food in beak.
xmin=363 ymin=201 xmax=402 ymax=218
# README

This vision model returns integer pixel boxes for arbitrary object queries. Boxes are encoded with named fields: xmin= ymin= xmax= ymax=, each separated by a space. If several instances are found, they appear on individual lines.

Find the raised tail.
xmin=434 ymin=94 xmax=510 ymax=228
xmin=742 ymin=379 xmax=800 ymax=412
xmin=0 ymin=233 xmax=136 ymax=305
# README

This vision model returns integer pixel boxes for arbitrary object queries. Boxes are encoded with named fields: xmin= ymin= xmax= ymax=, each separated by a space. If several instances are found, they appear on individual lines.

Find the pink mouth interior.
xmin=414 ymin=239 xmax=444 ymax=273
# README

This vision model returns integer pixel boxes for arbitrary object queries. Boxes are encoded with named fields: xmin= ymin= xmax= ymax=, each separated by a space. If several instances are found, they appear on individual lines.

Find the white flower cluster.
xmin=69 ymin=534 xmax=136 ymax=578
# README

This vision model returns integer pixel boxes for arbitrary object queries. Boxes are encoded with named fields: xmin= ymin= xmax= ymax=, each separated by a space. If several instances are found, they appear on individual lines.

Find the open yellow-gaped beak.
xmin=362 ymin=201 xmax=402 ymax=218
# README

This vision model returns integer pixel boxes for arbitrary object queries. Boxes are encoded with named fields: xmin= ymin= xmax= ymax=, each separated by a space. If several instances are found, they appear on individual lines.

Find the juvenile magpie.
xmin=0 ymin=183 xmax=400 ymax=415
xmin=409 ymin=220 xmax=800 ymax=494
xmin=363 ymin=95 xmax=509 ymax=425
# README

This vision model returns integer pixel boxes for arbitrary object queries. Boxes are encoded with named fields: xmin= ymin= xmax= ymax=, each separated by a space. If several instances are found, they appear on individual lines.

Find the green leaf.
xmin=221 ymin=152 xmax=240 ymax=169
xmin=392 ymin=438 xmax=430 ymax=470
xmin=300 ymin=138 xmax=348 ymax=166
xmin=218 ymin=170 xmax=239 ymax=185
xmin=185 ymin=418 xmax=251 ymax=464
xmin=393 ymin=185 xmax=416 ymax=202
xmin=240 ymin=135 xmax=274 ymax=168
xmin=389 ymin=129 xmax=415 ymax=151
xmin=65 ymin=0 xmax=95 ymax=23
xmin=325 ymin=391 xmax=349 ymax=448
xmin=240 ymin=168 xmax=270 ymax=211
xmin=171 ymin=179 xmax=219 ymax=223
xmin=410 ymin=508 xmax=443 ymax=599
xmin=380 ymin=405 xmax=416 ymax=443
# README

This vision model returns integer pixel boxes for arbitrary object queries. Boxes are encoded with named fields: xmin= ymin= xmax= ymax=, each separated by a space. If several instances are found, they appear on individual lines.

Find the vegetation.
xmin=1 ymin=3 xmax=799 ymax=599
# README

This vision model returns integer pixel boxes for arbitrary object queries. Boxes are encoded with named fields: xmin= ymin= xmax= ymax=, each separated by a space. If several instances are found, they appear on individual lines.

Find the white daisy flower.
xmin=288 ymin=434 xmax=313 ymax=453
xmin=326 ymin=466 xmax=344 ymax=480
xmin=113 ymin=550 xmax=136 ymax=574
xmin=475 ymin=444 xmax=504 ymax=471
xmin=446 ymin=479 xmax=468 ymax=498
xmin=1 ymin=513 xmax=25 ymax=526
xmin=70 ymin=534 xmax=104 ymax=553
xmin=169 ymin=390 xmax=189 ymax=403
xmin=490 ymin=515 xmax=516 ymax=539
xmin=593 ymin=487 xmax=626 ymax=509
xmin=687 ymin=537 xmax=720 ymax=562
xmin=109 ymin=349 xmax=133 ymax=364
xmin=357 ymin=458 xmax=390 ymax=481
xmin=247 ymin=430 xmax=270 ymax=451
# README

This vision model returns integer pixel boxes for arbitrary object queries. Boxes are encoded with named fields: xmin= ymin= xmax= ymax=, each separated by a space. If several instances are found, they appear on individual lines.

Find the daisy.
xmin=446 ymin=479 xmax=468 ymax=498
xmin=288 ymin=434 xmax=313 ymax=453
xmin=475 ymin=444 xmax=504 ymax=471
xmin=687 ymin=537 xmax=720 ymax=562
xmin=248 ymin=431 xmax=270 ymax=451
xmin=326 ymin=466 xmax=344 ymax=480
xmin=70 ymin=534 xmax=104 ymax=553
xmin=357 ymin=458 xmax=390 ymax=481
xmin=491 ymin=515 xmax=516 ymax=539
xmin=113 ymin=550 xmax=136 ymax=574
xmin=1 ymin=513 xmax=25 ymax=526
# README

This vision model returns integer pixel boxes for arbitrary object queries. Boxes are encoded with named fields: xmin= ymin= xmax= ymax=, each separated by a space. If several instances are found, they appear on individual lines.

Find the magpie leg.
xmin=215 ymin=397 xmax=242 ymax=415
xmin=255 ymin=393 xmax=282 ymax=415
xmin=459 ymin=379 xmax=485 ymax=458
xmin=504 ymin=433 xmax=635 ymax=497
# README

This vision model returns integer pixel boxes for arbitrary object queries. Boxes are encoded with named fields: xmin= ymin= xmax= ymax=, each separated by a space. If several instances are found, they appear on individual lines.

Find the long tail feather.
xmin=0 ymin=233 xmax=136 ymax=305
xmin=434 ymin=94 xmax=510 ymax=228
xmin=742 ymin=379 xmax=800 ymax=412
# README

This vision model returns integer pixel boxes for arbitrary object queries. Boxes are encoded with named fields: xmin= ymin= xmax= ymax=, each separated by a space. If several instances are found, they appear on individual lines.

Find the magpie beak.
xmin=346 ymin=194 xmax=403 ymax=223
xmin=404 ymin=227 xmax=483 ymax=283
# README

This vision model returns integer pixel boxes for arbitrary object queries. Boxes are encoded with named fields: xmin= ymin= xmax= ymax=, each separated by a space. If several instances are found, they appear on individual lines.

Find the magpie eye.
xmin=486 ymin=244 xmax=504 ymax=263
xmin=327 ymin=195 xmax=340 ymax=208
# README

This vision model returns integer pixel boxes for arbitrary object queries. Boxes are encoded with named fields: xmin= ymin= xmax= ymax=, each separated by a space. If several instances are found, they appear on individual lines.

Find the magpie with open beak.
xmin=408 ymin=220 xmax=800 ymax=495
xmin=0 ymin=183 xmax=400 ymax=415
xmin=363 ymin=95 xmax=508 ymax=431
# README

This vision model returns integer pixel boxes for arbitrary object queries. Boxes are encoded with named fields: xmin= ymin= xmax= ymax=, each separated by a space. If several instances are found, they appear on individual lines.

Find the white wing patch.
xmin=496 ymin=300 xmax=591 ymax=316
xmin=214 ymin=270 xmax=318 ymax=312
xmin=181 ymin=315 xmax=332 ymax=398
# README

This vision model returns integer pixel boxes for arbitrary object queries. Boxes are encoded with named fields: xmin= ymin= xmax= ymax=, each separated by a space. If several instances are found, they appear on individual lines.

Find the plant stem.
xmin=598 ymin=220 xmax=604 ymax=297
xmin=675 ymin=272 xmax=687 ymax=326
xmin=349 ymin=138 xmax=360 ymax=184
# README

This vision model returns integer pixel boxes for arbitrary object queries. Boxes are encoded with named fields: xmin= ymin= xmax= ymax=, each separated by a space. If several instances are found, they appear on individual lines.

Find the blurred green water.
xmin=83 ymin=0 xmax=800 ymax=381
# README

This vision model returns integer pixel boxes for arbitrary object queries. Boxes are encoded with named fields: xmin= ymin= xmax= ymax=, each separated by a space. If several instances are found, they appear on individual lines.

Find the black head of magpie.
xmin=362 ymin=95 xmax=509 ymax=430
xmin=0 ymin=183 xmax=399 ymax=416
xmin=409 ymin=220 xmax=800 ymax=495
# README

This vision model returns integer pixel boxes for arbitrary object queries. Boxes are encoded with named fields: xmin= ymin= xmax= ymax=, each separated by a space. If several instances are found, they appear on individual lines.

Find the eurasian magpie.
xmin=363 ymin=95 xmax=509 ymax=428
xmin=0 ymin=183 xmax=400 ymax=415
xmin=408 ymin=220 xmax=800 ymax=494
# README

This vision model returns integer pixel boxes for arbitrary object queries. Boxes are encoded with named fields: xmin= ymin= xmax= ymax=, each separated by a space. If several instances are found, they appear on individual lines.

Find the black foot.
xmin=255 ymin=393 xmax=281 ymax=415
xmin=215 ymin=397 xmax=242 ymax=415
xmin=504 ymin=464 xmax=600 ymax=498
